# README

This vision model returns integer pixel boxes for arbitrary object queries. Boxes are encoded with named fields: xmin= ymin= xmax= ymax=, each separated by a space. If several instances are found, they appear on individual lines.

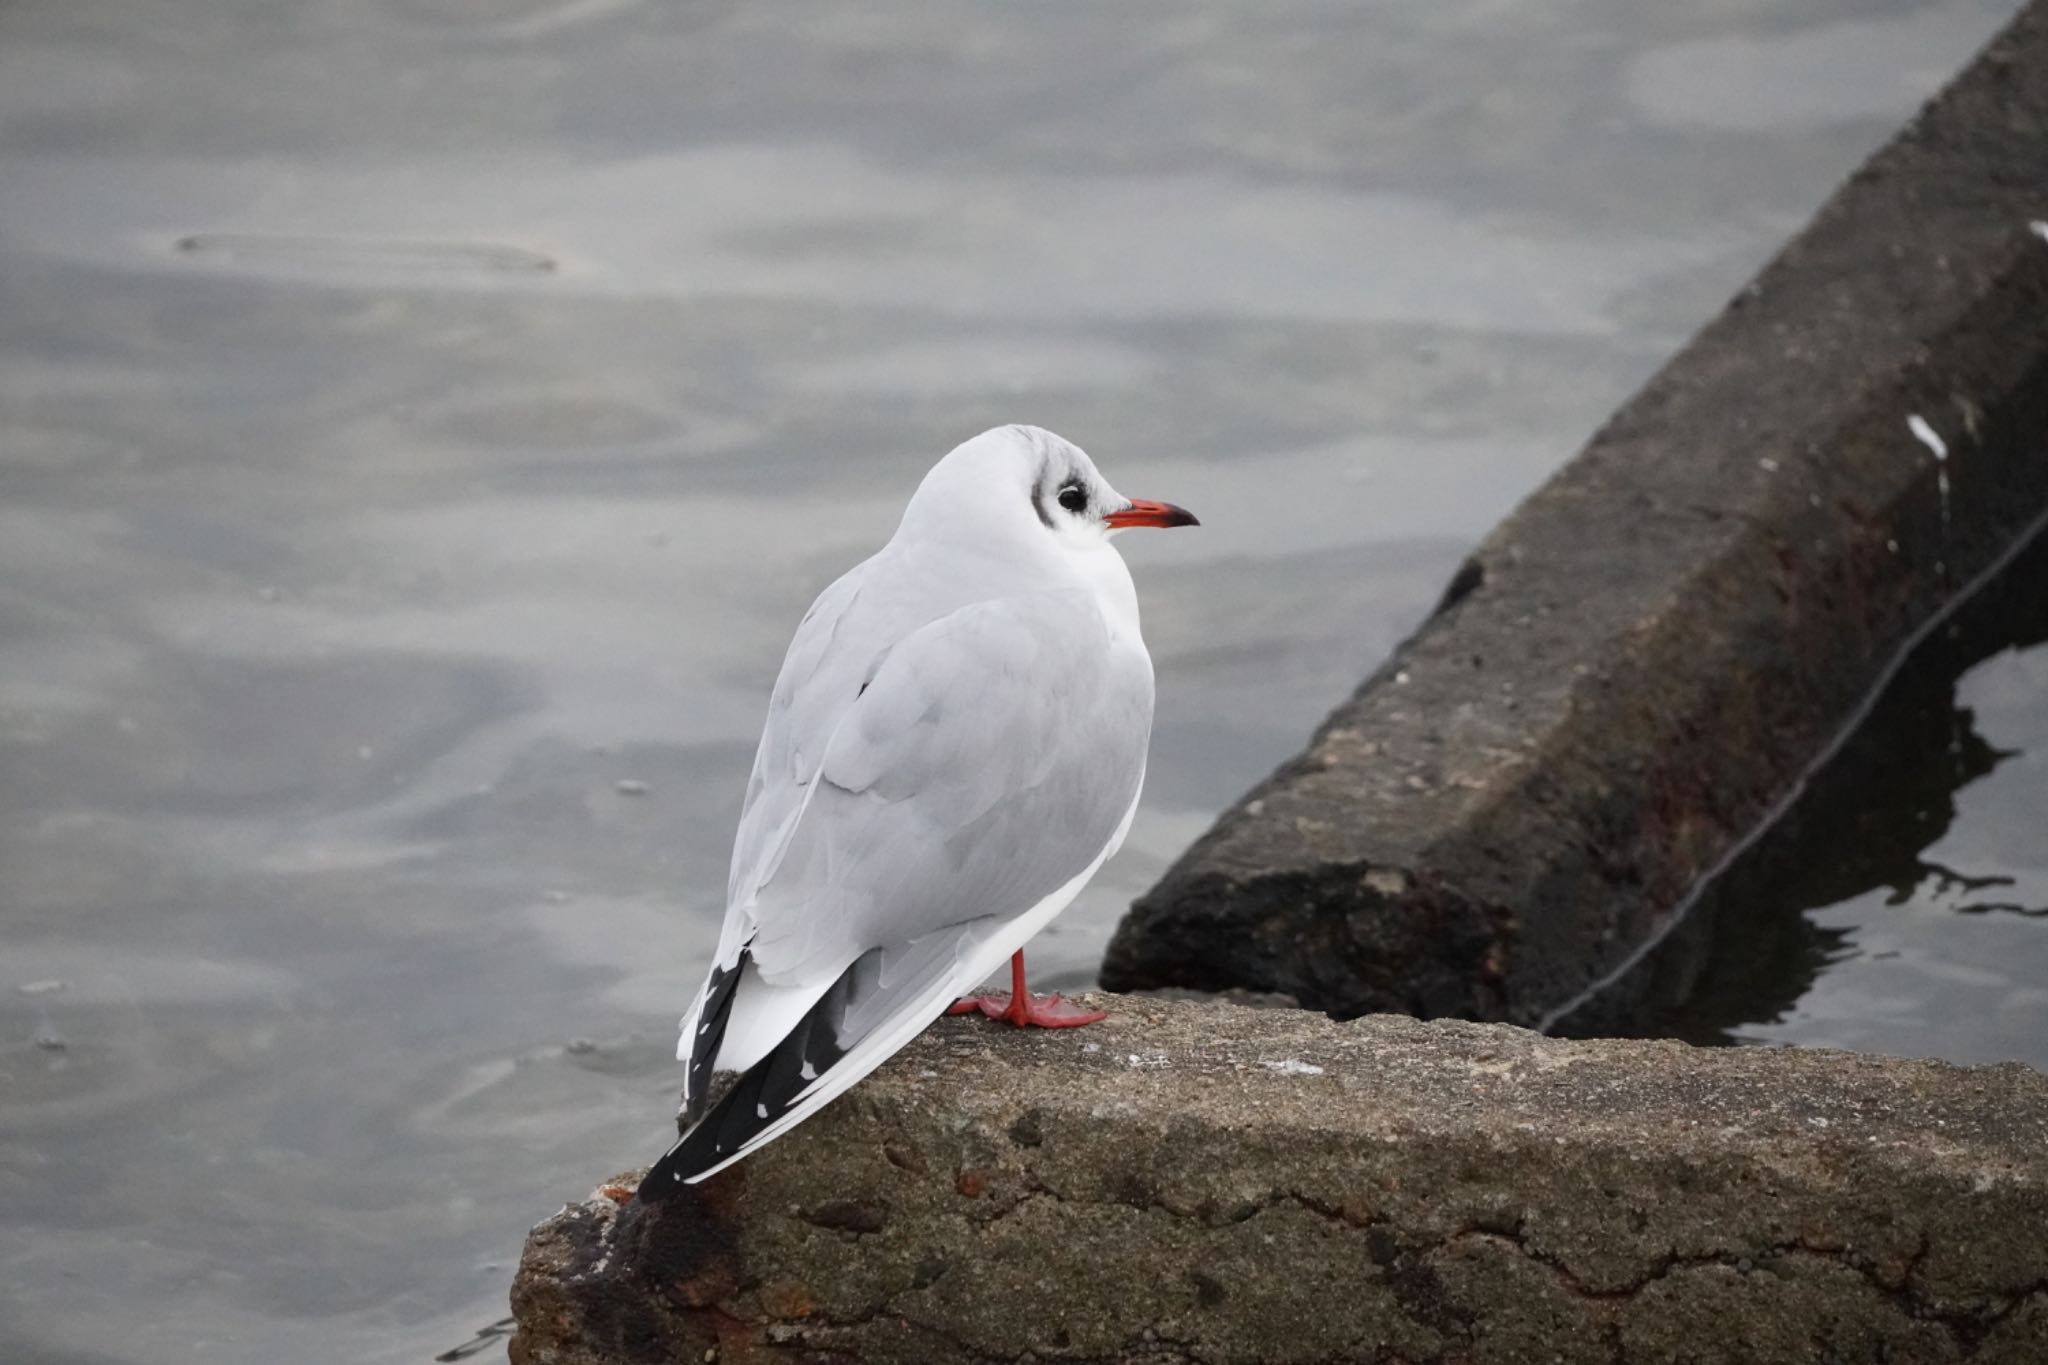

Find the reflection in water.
xmin=1557 ymin=527 xmax=2048 ymax=1056
xmin=0 ymin=0 xmax=2034 ymax=1362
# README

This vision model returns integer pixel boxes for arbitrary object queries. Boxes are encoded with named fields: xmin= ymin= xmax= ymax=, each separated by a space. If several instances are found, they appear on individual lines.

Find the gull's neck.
xmin=1068 ymin=541 xmax=1143 ymax=644
xmin=885 ymin=523 xmax=1143 ymax=645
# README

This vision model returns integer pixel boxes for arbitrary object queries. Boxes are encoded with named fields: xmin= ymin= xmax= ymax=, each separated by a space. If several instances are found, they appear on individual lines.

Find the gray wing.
xmin=744 ymin=586 xmax=1153 ymax=984
xmin=723 ymin=564 xmax=873 ymax=916
xmin=654 ymin=581 xmax=1153 ymax=1189
xmin=673 ymin=561 xmax=877 ymax=1105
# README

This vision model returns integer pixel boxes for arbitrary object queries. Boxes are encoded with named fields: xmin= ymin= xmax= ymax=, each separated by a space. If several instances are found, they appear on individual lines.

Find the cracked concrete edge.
xmin=1100 ymin=0 xmax=2048 ymax=1025
xmin=511 ymin=998 xmax=2048 ymax=1364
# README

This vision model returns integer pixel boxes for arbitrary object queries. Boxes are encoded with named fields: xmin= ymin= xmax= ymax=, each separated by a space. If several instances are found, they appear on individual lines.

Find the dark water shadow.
xmin=1552 ymin=521 xmax=2048 ymax=1045
xmin=433 ymin=1316 xmax=516 ymax=1362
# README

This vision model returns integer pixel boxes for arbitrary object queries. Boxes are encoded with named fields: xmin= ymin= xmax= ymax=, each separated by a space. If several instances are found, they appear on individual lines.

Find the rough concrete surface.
xmin=1101 ymin=0 xmax=2048 ymax=1026
xmin=511 ymin=998 xmax=2048 ymax=1364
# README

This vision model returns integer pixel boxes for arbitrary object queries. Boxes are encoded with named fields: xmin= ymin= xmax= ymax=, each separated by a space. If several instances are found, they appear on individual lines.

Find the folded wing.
xmin=649 ymin=587 xmax=1151 ymax=1191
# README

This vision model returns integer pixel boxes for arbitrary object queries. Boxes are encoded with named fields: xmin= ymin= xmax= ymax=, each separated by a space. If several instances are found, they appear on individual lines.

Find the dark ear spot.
xmin=1030 ymin=466 xmax=1055 ymax=528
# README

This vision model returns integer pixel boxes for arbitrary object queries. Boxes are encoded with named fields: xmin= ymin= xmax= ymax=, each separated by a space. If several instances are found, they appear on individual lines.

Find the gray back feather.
xmin=727 ymin=550 xmax=1152 ymax=986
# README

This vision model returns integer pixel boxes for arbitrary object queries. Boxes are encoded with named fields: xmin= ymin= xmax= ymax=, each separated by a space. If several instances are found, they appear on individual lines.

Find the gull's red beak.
xmin=1104 ymin=498 xmax=1200 ymax=530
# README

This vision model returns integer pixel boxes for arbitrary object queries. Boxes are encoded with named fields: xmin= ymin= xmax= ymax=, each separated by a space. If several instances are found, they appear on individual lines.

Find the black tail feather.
xmin=682 ymin=949 xmax=748 ymax=1124
xmin=639 ymin=952 xmax=865 ymax=1200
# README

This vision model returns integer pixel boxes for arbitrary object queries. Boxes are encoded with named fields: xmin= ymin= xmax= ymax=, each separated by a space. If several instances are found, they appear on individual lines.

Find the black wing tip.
xmin=680 ymin=951 xmax=750 ymax=1125
xmin=638 ymin=952 xmax=867 ymax=1201
xmin=635 ymin=1140 xmax=707 ymax=1202
xmin=637 ymin=1082 xmax=773 ymax=1200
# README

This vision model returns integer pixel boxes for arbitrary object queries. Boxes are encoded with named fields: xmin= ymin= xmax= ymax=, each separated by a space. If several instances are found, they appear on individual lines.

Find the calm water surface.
xmin=0 ymin=1 xmax=2034 ymax=1361
xmin=1596 ymin=530 xmax=2048 ymax=1062
xmin=1755 ymin=639 xmax=2048 ymax=1060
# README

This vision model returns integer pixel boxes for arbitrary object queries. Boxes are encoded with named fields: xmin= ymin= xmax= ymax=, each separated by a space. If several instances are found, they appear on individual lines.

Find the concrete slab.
xmin=511 ymin=998 xmax=2048 ymax=1363
xmin=1101 ymin=0 xmax=2048 ymax=1027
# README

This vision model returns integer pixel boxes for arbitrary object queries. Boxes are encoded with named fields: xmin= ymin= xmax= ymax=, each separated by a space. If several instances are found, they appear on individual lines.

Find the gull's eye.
xmin=1057 ymin=483 xmax=1088 ymax=514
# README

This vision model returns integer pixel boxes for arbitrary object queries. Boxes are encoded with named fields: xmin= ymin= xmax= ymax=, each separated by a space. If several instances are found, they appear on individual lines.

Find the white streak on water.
xmin=2032 ymin=221 xmax=2048 ymax=243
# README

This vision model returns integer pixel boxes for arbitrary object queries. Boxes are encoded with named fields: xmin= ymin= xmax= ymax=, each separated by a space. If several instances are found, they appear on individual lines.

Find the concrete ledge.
xmin=511 ymin=998 xmax=2048 ymax=1363
xmin=1101 ymin=0 xmax=2048 ymax=1025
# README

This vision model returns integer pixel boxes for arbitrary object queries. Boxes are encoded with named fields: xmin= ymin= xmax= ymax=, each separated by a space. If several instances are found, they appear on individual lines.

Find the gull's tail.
xmin=639 ymin=928 xmax=987 ymax=1197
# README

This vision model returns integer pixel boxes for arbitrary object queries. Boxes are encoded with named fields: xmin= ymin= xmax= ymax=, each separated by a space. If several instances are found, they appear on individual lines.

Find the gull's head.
xmin=900 ymin=425 xmax=1198 ymax=557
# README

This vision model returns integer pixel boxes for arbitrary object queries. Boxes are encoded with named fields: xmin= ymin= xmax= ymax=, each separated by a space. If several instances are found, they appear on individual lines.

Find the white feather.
xmin=658 ymin=425 xmax=1184 ymax=1184
xmin=678 ymin=822 xmax=1121 ymax=1183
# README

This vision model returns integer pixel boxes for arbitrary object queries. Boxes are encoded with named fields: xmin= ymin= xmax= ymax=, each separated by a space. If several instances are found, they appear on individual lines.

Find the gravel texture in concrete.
xmin=511 ymin=997 xmax=2048 ymax=1364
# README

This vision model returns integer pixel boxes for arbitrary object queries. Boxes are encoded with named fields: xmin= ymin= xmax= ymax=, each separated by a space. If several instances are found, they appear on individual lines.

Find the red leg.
xmin=945 ymin=950 xmax=1108 ymax=1028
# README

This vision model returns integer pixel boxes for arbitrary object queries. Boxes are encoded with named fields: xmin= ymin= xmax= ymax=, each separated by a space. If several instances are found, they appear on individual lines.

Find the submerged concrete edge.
xmin=1101 ymin=0 xmax=2048 ymax=1024
xmin=510 ymin=998 xmax=2048 ymax=1363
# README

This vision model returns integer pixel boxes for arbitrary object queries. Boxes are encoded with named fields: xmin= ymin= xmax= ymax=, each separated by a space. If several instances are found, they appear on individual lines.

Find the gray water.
xmin=0 ymin=2 xmax=2035 ymax=1361
xmin=1755 ymin=641 xmax=2048 ymax=1061
xmin=1596 ymin=528 xmax=2048 ymax=1063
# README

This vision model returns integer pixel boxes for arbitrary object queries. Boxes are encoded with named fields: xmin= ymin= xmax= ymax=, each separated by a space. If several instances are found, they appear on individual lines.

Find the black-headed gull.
xmin=638 ymin=425 xmax=1196 ymax=1194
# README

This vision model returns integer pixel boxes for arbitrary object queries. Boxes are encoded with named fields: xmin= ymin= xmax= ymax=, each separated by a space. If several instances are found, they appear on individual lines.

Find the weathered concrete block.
xmin=1101 ymin=0 xmax=2048 ymax=1027
xmin=511 ymin=998 xmax=2048 ymax=1363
